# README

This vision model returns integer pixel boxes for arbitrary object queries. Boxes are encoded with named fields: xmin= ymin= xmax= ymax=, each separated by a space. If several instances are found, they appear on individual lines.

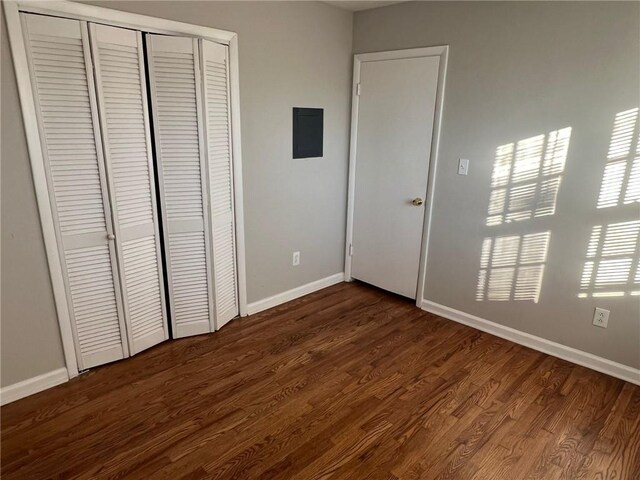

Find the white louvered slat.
xmin=147 ymin=35 xmax=215 ymax=338
xmin=66 ymin=245 xmax=121 ymax=356
xmin=90 ymin=24 xmax=168 ymax=354
xmin=201 ymin=40 xmax=239 ymax=329
xmin=122 ymin=237 xmax=165 ymax=342
xmin=22 ymin=14 xmax=127 ymax=369
xmin=168 ymin=232 xmax=211 ymax=331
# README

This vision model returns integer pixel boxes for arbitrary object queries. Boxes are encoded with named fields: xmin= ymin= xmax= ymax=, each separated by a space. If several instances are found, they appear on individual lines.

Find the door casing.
xmin=344 ymin=46 xmax=449 ymax=308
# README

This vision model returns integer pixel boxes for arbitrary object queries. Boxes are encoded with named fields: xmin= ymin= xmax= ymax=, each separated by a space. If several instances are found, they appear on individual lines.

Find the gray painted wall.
xmin=354 ymin=1 xmax=640 ymax=368
xmin=1 ymin=1 xmax=353 ymax=387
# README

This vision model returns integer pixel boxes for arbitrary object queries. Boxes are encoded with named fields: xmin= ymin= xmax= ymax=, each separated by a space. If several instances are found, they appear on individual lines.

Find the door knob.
xmin=107 ymin=233 xmax=115 ymax=241
xmin=411 ymin=197 xmax=424 ymax=206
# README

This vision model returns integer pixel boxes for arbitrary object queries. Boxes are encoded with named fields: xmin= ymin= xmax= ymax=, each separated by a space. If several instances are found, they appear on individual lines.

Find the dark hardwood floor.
xmin=2 ymin=281 xmax=639 ymax=479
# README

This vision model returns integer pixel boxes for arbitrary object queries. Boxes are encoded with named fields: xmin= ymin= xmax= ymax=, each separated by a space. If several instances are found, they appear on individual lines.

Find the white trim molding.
xmin=247 ymin=273 xmax=345 ymax=315
xmin=0 ymin=368 xmax=69 ymax=406
xmin=3 ymin=0 xmax=248 ymax=374
xmin=3 ymin=0 xmax=80 ymax=378
xmin=343 ymin=46 xmax=449 ymax=310
xmin=421 ymin=299 xmax=640 ymax=386
xmin=4 ymin=1 xmax=236 ymax=44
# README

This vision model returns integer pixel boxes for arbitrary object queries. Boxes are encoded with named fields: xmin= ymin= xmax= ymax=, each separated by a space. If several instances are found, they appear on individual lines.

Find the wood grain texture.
xmin=2 ymin=281 xmax=639 ymax=479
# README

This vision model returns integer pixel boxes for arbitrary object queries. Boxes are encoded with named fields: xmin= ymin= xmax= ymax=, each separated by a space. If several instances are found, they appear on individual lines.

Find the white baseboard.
xmin=247 ymin=273 xmax=345 ymax=315
xmin=0 ymin=367 xmax=69 ymax=406
xmin=421 ymin=300 xmax=640 ymax=386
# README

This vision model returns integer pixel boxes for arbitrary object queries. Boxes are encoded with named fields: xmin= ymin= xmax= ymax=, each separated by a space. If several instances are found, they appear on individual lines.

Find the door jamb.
xmin=3 ymin=0 xmax=248 ymax=378
xmin=344 ymin=46 xmax=449 ymax=307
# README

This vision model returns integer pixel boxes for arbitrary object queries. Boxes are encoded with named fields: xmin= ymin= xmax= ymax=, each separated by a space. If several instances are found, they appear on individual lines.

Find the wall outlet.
xmin=458 ymin=158 xmax=470 ymax=176
xmin=292 ymin=251 xmax=300 ymax=266
xmin=593 ymin=307 xmax=610 ymax=328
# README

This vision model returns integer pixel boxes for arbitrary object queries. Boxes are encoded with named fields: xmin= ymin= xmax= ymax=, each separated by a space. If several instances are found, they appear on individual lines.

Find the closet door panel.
xmin=90 ymin=24 xmax=168 ymax=354
xmin=21 ymin=14 xmax=127 ymax=369
xmin=147 ymin=35 xmax=215 ymax=338
xmin=201 ymin=40 xmax=239 ymax=328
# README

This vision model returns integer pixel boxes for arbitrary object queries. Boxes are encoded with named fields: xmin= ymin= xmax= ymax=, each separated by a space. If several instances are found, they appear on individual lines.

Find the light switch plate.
xmin=458 ymin=158 xmax=469 ymax=176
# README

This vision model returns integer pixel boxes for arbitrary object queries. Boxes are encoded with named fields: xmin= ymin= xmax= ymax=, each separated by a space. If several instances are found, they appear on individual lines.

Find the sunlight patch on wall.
xmin=478 ymin=126 xmax=570 ymax=304
xmin=598 ymin=108 xmax=640 ymax=209
xmin=578 ymin=220 xmax=640 ymax=298
xmin=486 ymin=127 xmax=571 ymax=226
xmin=476 ymin=232 xmax=551 ymax=303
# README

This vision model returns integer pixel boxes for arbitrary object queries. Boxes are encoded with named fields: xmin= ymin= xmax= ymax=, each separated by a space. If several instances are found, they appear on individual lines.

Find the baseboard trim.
xmin=0 ymin=367 xmax=69 ymax=406
xmin=421 ymin=299 xmax=640 ymax=386
xmin=247 ymin=273 xmax=345 ymax=315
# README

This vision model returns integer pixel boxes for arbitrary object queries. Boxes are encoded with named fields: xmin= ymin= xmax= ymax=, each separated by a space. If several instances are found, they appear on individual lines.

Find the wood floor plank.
xmin=1 ymin=281 xmax=639 ymax=479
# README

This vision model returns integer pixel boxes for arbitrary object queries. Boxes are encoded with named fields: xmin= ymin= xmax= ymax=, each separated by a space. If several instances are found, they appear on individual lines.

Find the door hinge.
xmin=349 ymin=244 xmax=354 ymax=256
xmin=356 ymin=83 xmax=361 ymax=96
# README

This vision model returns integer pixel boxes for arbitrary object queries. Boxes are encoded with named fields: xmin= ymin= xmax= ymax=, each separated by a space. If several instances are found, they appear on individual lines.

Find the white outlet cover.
xmin=593 ymin=307 xmax=610 ymax=328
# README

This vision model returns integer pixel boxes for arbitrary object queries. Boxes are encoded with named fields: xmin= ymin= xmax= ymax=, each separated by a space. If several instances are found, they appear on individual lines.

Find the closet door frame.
xmin=4 ymin=0 xmax=248 ymax=379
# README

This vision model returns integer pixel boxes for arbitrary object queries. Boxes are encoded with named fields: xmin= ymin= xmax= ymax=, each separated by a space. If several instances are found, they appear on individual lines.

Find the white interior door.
xmin=21 ymin=13 xmax=129 ymax=368
xmin=146 ymin=34 xmax=216 ymax=338
xmin=351 ymin=55 xmax=440 ymax=299
xmin=89 ymin=23 xmax=169 ymax=354
xmin=200 ymin=39 xmax=239 ymax=329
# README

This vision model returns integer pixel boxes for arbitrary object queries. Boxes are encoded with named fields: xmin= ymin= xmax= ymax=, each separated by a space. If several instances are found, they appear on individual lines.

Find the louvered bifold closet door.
xmin=89 ymin=24 xmax=169 ymax=354
xmin=146 ymin=35 xmax=215 ymax=338
xmin=201 ymin=40 xmax=239 ymax=328
xmin=21 ymin=14 xmax=128 ymax=369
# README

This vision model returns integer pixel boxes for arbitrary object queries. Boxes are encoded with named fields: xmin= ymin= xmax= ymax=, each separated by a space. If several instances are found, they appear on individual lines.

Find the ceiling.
xmin=323 ymin=1 xmax=408 ymax=12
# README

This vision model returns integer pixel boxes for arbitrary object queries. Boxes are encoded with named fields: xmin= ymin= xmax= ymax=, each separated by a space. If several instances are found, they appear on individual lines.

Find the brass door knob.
xmin=411 ymin=197 xmax=424 ymax=206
